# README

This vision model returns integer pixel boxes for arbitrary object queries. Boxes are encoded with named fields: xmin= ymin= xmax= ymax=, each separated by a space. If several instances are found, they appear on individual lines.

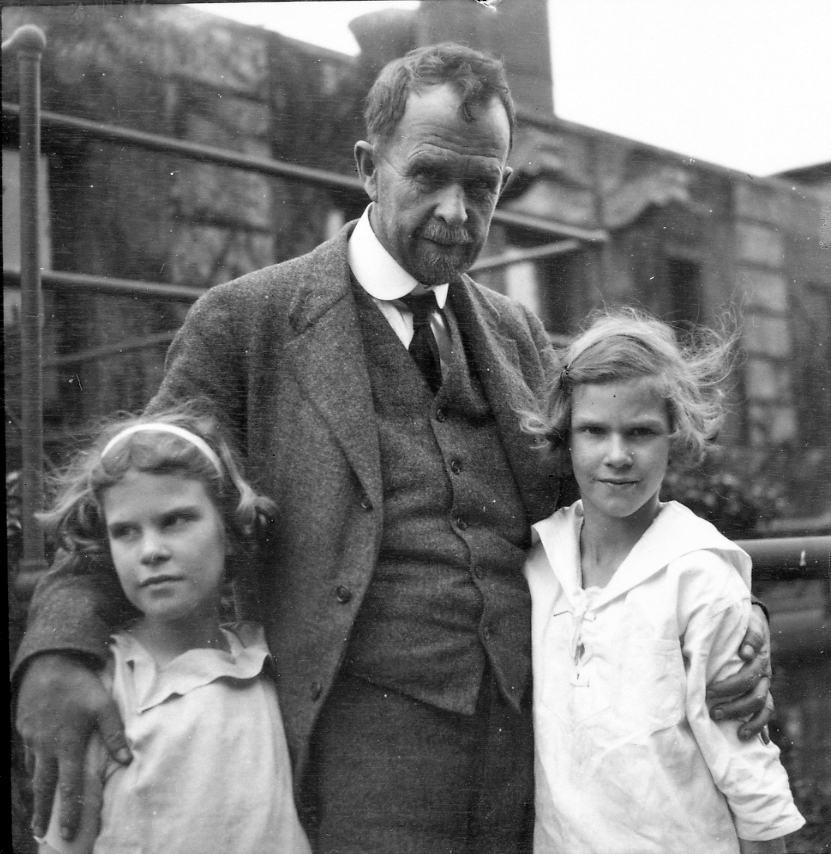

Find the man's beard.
xmin=414 ymin=224 xmax=481 ymax=285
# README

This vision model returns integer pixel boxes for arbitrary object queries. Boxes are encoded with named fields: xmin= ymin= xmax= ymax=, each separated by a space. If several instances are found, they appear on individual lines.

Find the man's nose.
xmin=434 ymin=184 xmax=468 ymax=226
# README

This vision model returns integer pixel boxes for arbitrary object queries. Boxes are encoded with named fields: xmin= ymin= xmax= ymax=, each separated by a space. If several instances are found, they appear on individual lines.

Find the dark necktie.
xmin=401 ymin=291 xmax=442 ymax=394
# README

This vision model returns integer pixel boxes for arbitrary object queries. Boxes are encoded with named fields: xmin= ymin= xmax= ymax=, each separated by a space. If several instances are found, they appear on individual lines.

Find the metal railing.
xmin=4 ymin=25 xmax=830 ymax=613
xmin=3 ymin=25 xmax=49 ymax=577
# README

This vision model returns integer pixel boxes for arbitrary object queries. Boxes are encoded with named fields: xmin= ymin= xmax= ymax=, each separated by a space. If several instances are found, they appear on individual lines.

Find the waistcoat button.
xmin=360 ymin=493 xmax=373 ymax=510
xmin=336 ymin=585 xmax=352 ymax=603
xmin=450 ymin=459 xmax=462 ymax=474
xmin=310 ymin=681 xmax=323 ymax=700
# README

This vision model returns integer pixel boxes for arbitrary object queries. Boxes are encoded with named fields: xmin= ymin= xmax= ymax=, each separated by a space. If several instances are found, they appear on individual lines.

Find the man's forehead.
xmin=403 ymin=82 xmax=508 ymax=125
xmin=390 ymin=83 xmax=510 ymax=159
xmin=403 ymin=145 xmax=505 ymax=177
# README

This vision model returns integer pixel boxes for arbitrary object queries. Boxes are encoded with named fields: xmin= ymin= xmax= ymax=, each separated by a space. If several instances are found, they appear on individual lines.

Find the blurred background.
xmin=4 ymin=1 xmax=829 ymax=850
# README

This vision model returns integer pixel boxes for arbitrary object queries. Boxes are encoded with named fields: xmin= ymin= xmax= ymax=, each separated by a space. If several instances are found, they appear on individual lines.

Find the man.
xmin=15 ymin=43 xmax=772 ymax=854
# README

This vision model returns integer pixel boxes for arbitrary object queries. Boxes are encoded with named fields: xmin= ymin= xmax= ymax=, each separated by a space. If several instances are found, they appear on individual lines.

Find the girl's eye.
xmin=631 ymin=427 xmax=657 ymax=438
xmin=163 ymin=513 xmax=195 ymax=530
xmin=109 ymin=525 xmax=138 ymax=542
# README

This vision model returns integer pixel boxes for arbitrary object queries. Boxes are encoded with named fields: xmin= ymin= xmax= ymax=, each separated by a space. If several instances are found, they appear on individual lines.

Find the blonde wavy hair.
xmin=520 ymin=307 xmax=738 ymax=469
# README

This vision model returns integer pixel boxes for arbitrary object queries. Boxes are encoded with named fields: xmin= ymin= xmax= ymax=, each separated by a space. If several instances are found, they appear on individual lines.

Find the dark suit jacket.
xmin=16 ymin=221 xmax=560 ymax=787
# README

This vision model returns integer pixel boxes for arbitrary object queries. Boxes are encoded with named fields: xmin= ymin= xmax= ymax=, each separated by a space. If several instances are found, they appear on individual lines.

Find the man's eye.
xmin=469 ymin=180 xmax=496 ymax=196
xmin=414 ymin=171 xmax=442 ymax=186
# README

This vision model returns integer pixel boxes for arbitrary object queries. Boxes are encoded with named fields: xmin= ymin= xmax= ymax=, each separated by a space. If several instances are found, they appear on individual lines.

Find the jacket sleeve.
xmin=148 ymin=284 xmax=250 ymax=448
xmin=12 ymin=551 xmax=133 ymax=682
xmin=680 ymin=552 xmax=804 ymax=841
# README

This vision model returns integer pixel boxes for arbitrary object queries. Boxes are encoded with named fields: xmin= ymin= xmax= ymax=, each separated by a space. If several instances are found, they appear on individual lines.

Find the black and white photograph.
xmin=5 ymin=1 xmax=830 ymax=852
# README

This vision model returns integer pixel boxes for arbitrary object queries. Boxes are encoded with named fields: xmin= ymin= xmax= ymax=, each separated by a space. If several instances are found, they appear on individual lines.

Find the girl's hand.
xmin=16 ymin=653 xmax=131 ymax=841
xmin=706 ymin=604 xmax=774 ymax=740
xmin=739 ymin=836 xmax=786 ymax=853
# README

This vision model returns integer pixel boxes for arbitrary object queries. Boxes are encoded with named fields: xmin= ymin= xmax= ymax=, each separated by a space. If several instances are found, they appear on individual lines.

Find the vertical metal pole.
xmin=4 ymin=25 xmax=49 ymax=579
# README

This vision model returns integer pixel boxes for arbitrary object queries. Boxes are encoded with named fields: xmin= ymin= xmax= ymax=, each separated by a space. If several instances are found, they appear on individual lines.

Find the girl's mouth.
xmin=140 ymin=574 xmax=182 ymax=588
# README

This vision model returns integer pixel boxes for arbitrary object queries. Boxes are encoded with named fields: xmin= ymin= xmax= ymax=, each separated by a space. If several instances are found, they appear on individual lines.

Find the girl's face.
xmin=569 ymin=377 xmax=671 ymax=531
xmin=102 ymin=470 xmax=229 ymax=627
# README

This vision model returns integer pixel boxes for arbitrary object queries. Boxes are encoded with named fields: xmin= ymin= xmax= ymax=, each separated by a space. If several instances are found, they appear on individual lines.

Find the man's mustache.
xmin=420 ymin=224 xmax=475 ymax=245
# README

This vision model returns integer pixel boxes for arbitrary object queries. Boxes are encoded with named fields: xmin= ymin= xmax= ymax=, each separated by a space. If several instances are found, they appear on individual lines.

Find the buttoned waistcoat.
xmin=15 ymin=221 xmax=560 ymax=790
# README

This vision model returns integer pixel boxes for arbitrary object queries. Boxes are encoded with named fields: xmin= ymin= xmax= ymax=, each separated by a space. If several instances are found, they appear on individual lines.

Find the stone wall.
xmin=3 ymin=4 xmax=363 ymax=453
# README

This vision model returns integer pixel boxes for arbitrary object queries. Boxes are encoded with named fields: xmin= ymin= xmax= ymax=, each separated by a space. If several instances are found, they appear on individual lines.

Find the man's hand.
xmin=706 ymin=604 xmax=773 ymax=741
xmin=16 ymin=653 xmax=131 ymax=841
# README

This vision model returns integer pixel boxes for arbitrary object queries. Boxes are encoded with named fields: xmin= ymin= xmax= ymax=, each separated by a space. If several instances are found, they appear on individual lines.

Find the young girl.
xmin=521 ymin=309 xmax=804 ymax=854
xmin=36 ymin=407 xmax=311 ymax=854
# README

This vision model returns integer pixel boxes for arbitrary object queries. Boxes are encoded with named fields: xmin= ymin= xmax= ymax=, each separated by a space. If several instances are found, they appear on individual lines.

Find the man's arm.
xmin=20 ymin=656 xmax=125 ymax=842
xmin=37 ymin=731 xmax=106 ymax=854
xmin=706 ymin=602 xmax=773 ymax=740
xmin=14 ymin=553 xmax=131 ymax=839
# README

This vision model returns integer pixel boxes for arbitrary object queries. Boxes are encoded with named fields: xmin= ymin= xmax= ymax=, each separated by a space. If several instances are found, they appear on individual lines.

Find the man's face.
xmin=356 ymin=83 xmax=512 ymax=286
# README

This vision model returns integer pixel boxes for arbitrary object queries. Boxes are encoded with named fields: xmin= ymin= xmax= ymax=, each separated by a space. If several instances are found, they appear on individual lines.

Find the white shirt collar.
xmin=348 ymin=205 xmax=449 ymax=309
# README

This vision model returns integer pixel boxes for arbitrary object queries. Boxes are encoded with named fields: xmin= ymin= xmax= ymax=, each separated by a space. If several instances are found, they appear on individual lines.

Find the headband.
xmin=101 ymin=423 xmax=224 ymax=476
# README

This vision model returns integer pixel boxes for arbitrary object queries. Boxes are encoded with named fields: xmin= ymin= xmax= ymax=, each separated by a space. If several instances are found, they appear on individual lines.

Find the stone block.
xmin=748 ymin=403 xmax=797 ymax=445
xmin=174 ymin=161 xmax=273 ymax=229
xmin=505 ymin=259 xmax=542 ymax=318
xmin=736 ymin=268 xmax=789 ymax=313
xmin=734 ymin=182 xmax=779 ymax=223
xmin=745 ymin=357 xmax=791 ymax=402
xmin=735 ymin=222 xmax=785 ymax=267
xmin=743 ymin=314 xmax=792 ymax=358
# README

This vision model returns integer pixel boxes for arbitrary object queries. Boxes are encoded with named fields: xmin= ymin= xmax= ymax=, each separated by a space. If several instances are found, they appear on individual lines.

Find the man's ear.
xmin=498 ymin=165 xmax=514 ymax=198
xmin=354 ymin=141 xmax=379 ymax=201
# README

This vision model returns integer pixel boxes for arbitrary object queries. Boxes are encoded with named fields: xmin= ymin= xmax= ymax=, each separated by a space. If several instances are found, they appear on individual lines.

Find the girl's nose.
xmin=606 ymin=436 xmax=633 ymax=466
xmin=435 ymin=185 xmax=468 ymax=226
xmin=140 ymin=532 xmax=170 ymax=565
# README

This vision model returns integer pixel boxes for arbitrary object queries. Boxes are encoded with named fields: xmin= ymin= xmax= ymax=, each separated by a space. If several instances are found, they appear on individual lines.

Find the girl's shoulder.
xmin=655 ymin=502 xmax=752 ymax=594
xmin=532 ymin=500 xmax=582 ymax=538
xmin=221 ymin=620 xmax=269 ymax=653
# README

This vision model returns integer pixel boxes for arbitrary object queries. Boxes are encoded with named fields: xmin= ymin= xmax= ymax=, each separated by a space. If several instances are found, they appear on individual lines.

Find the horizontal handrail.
xmin=3 ymin=239 xmax=582 ymax=305
xmin=2 ymin=101 xmax=609 ymax=243
xmin=2 ymin=101 xmax=363 ymax=192
xmin=471 ymin=239 xmax=581 ymax=273
xmin=3 ymin=267 xmax=206 ymax=302
xmin=736 ymin=536 xmax=831 ymax=583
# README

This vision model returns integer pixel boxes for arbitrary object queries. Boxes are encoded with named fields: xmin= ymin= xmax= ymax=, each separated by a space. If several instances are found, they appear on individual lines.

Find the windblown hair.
xmin=520 ymin=307 xmax=739 ymax=469
xmin=40 ymin=401 xmax=275 ymax=561
xmin=364 ymin=42 xmax=516 ymax=148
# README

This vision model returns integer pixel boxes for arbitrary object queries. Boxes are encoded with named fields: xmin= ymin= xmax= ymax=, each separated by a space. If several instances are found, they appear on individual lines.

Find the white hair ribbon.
xmin=101 ymin=423 xmax=223 ymax=476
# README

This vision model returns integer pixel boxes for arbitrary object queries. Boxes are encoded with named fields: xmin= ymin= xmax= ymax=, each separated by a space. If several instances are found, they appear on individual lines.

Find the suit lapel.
xmin=282 ymin=245 xmax=383 ymax=509
xmin=450 ymin=279 xmax=558 ymax=525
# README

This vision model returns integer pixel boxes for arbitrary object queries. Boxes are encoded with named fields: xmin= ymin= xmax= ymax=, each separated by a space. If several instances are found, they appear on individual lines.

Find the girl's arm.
xmin=678 ymin=552 xmax=804 ymax=846
xmin=37 ymin=733 xmax=107 ymax=854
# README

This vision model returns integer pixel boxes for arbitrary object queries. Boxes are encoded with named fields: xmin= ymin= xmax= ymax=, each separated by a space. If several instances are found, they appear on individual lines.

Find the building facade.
xmin=3 ymin=0 xmax=829 ymax=524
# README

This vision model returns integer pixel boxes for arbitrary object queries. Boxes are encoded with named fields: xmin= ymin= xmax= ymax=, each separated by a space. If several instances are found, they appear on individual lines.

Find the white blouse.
xmin=525 ymin=501 xmax=804 ymax=854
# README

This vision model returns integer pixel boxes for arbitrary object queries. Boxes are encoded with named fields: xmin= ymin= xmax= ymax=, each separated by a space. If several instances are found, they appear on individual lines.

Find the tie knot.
xmin=401 ymin=291 xmax=437 ymax=324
